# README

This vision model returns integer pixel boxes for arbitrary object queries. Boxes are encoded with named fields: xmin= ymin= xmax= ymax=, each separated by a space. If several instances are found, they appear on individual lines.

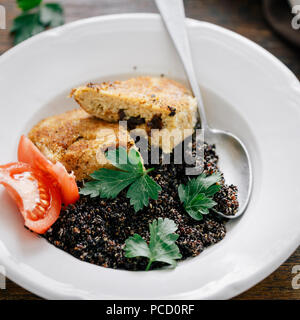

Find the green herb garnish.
xmin=17 ymin=0 xmax=42 ymax=11
xmin=11 ymin=1 xmax=64 ymax=45
xmin=124 ymin=218 xmax=182 ymax=271
xmin=80 ymin=147 xmax=162 ymax=212
xmin=178 ymin=172 xmax=222 ymax=221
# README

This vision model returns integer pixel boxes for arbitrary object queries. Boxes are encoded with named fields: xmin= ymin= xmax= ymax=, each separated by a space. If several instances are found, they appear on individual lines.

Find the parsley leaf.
xmin=127 ymin=174 xmax=161 ymax=212
xmin=80 ymin=147 xmax=162 ymax=212
xmin=178 ymin=172 xmax=222 ymax=220
xmin=124 ymin=218 xmax=182 ymax=271
xmin=11 ymin=1 xmax=64 ymax=45
xmin=40 ymin=4 xmax=64 ymax=27
xmin=11 ymin=12 xmax=44 ymax=45
xmin=17 ymin=0 xmax=42 ymax=11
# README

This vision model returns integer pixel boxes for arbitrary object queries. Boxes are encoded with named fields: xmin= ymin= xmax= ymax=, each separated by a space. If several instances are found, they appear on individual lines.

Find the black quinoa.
xmin=43 ymin=138 xmax=239 ymax=271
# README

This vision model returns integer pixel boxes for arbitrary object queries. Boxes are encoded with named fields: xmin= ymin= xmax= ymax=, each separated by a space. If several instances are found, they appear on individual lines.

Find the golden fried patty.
xmin=71 ymin=76 xmax=198 ymax=152
xmin=28 ymin=109 xmax=134 ymax=181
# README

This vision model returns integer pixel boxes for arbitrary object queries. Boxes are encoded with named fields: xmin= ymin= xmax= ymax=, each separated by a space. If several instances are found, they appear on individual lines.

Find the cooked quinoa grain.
xmin=43 ymin=141 xmax=238 ymax=270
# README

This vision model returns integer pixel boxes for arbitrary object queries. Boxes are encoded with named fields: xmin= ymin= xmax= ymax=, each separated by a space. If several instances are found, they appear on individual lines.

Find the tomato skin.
xmin=18 ymin=135 xmax=79 ymax=206
xmin=0 ymin=135 xmax=79 ymax=234
xmin=0 ymin=162 xmax=61 ymax=234
xmin=0 ymin=163 xmax=29 ymax=211
xmin=51 ymin=162 xmax=79 ymax=206
xmin=17 ymin=135 xmax=52 ymax=173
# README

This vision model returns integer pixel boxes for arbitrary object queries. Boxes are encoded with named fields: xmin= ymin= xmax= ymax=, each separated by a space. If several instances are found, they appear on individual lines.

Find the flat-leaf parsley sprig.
xmin=124 ymin=218 xmax=182 ymax=271
xmin=11 ymin=0 xmax=64 ymax=45
xmin=80 ymin=147 xmax=162 ymax=212
xmin=178 ymin=172 xmax=222 ymax=221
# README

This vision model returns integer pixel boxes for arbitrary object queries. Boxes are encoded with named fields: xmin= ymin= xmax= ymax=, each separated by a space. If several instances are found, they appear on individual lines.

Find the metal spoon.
xmin=155 ymin=0 xmax=252 ymax=219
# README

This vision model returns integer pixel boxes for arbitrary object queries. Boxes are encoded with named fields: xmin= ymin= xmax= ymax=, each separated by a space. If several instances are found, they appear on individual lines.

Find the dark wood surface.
xmin=0 ymin=0 xmax=299 ymax=300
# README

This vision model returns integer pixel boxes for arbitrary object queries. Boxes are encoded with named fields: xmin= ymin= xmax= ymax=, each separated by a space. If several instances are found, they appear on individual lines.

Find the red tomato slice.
xmin=0 ymin=162 xmax=61 ymax=234
xmin=18 ymin=135 xmax=79 ymax=206
xmin=50 ymin=162 xmax=79 ymax=206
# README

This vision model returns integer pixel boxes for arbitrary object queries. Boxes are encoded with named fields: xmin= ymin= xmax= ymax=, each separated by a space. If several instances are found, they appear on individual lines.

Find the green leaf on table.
xmin=40 ymin=3 xmax=64 ymax=27
xmin=80 ymin=147 xmax=161 ymax=212
xmin=178 ymin=172 xmax=222 ymax=221
xmin=11 ymin=12 xmax=44 ymax=45
xmin=124 ymin=218 xmax=182 ymax=271
xmin=17 ymin=0 xmax=42 ymax=11
xmin=11 ymin=2 xmax=64 ymax=45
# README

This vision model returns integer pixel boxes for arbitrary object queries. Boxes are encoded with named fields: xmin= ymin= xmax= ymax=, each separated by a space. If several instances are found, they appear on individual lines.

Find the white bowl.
xmin=0 ymin=14 xmax=299 ymax=300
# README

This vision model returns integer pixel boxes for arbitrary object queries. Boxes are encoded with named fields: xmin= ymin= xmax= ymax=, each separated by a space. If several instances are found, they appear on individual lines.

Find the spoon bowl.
xmin=205 ymin=127 xmax=252 ymax=218
xmin=155 ymin=0 xmax=253 ymax=219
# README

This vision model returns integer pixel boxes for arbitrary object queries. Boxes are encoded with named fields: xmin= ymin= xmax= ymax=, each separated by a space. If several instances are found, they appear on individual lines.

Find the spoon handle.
xmin=155 ymin=0 xmax=208 ymax=130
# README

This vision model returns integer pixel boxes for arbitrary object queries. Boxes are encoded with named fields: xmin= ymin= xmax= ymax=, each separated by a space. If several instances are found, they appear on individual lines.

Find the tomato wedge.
xmin=18 ymin=135 xmax=79 ymax=206
xmin=0 ymin=163 xmax=61 ymax=234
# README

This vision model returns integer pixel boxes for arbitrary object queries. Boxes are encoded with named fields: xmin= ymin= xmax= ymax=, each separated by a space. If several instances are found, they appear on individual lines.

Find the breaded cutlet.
xmin=71 ymin=76 xmax=198 ymax=152
xmin=28 ymin=109 xmax=134 ymax=181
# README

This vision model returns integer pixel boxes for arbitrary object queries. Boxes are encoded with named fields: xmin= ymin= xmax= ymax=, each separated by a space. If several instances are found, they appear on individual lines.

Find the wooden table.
xmin=0 ymin=0 xmax=299 ymax=300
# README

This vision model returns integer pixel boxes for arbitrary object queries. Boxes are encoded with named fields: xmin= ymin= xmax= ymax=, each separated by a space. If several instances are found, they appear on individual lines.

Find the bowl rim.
xmin=0 ymin=13 xmax=300 ymax=300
